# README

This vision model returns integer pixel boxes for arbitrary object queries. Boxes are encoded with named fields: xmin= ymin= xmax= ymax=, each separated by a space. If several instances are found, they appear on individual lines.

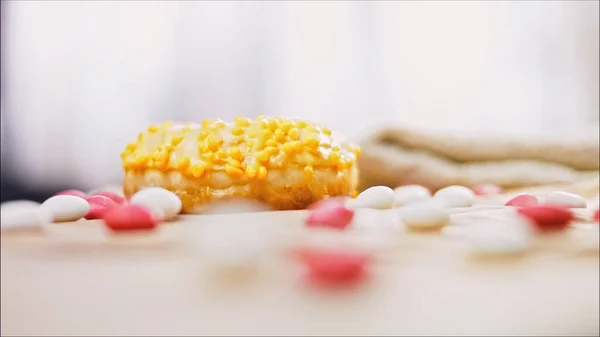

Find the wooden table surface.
xmin=1 ymin=204 xmax=599 ymax=336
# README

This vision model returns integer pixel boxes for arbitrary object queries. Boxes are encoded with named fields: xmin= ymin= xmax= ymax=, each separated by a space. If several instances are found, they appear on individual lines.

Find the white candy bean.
xmin=399 ymin=200 xmax=449 ymax=230
xmin=1 ymin=200 xmax=41 ymax=210
xmin=130 ymin=187 xmax=182 ymax=220
xmin=40 ymin=195 xmax=90 ymax=222
xmin=544 ymin=191 xmax=587 ymax=208
xmin=198 ymin=222 xmax=273 ymax=272
xmin=349 ymin=186 xmax=395 ymax=209
xmin=393 ymin=185 xmax=431 ymax=206
xmin=1 ymin=202 xmax=49 ymax=232
xmin=433 ymin=185 xmax=475 ymax=207
xmin=465 ymin=220 xmax=531 ymax=257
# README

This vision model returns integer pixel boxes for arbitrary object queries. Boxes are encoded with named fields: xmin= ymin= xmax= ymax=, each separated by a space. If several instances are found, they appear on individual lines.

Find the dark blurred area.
xmin=1 ymin=0 xmax=52 ymax=202
xmin=0 ymin=176 xmax=55 ymax=203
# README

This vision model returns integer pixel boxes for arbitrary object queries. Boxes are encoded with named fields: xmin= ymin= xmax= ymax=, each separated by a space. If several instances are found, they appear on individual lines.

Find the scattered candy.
xmin=84 ymin=195 xmax=118 ymax=220
xmin=129 ymin=187 xmax=182 ymax=220
xmin=399 ymin=200 xmax=449 ymax=231
xmin=544 ymin=191 xmax=587 ymax=209
xmin=306 ymin=204 xmax=354 ymax=230
xmin=472 ymin=183 xmax=503 ymax=196
xmin=103 ymin=204 xmax=157 ymax=232
xmin=298 ymin=248 xmax=371 ymax=285
xmin=433 ymin=185 xmax=475 ymax=208
xmin=505 ymin=193 xmax=538 ymax=207
xmin=1 ymin=202 xmax=48 ymax=232
xmin=349 ymin=186 xmax=395 ymax=210
xmin=40 ymin=195 xmax=90 ymax=222
xmin=393 ymin=185 xmax=431 ymax=206
xmin=517 ymin=205 xmax=573 ymax=233
xmin=55 ymin=189 xmax=87 ymax=199
xmin=90 ymin=191 xmax=126 ymax=205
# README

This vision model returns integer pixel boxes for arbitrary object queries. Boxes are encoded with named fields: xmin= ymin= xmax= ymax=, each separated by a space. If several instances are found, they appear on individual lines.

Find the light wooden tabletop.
xmin=1 ymin=205 xmax=599 ymax=336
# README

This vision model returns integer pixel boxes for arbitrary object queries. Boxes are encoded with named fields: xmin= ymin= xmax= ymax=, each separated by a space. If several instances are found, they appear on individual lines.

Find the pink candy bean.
xmin=103 ymin=204 xmax=158 ymax=232
xmin=85 ymin=195 xmax=118 ymax=220
xmin=505 ymin=193 xmax=538 ymax=207
xmin=306 ymin=204 xmax=354 ymax=230
xmin=517 ymin=205 xmax=573 ymax=233
xmin=91 ymin=191 xmax=126 ymax=205
xmin=472 ymin=183 xmax=503 ymax=196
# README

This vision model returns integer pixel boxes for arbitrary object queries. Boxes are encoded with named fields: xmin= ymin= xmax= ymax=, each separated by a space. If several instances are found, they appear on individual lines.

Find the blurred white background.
xmin=1 ymin=0 xmax=599 ymax=190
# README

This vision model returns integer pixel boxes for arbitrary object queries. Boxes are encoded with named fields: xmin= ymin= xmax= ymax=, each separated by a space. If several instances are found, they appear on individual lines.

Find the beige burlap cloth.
xmin=358 ymin=127 xmax=600 ymax=198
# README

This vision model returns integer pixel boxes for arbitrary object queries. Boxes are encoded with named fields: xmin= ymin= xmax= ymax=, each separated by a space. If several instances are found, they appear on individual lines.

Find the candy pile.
xmin=1 ymin=182 xmax=598 ymax=288
xmin=295 ymin=183 xmax=599 ymax=284
xmin=0 ymin=187 xmax=182 ymax=233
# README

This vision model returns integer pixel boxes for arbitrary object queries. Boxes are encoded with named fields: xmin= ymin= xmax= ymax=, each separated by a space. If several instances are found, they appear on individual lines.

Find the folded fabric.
xmin=358 ymin=126 xmax=600 ymax=197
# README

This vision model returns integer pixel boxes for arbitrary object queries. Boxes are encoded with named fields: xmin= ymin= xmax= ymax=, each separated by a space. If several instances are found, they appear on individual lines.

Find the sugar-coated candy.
xmin=433 ymin=185 xmax=475 ymax=207
xmin=465 ymin=219 xmax=532 ymax=257
xmin=103 ymin=204 xmax=157 ymax=232
xmin=129 ymin=187 xmax=182 ymax=220
xmin=306 ymin=204 xmax=354 ymax=230
xmin=40 ymin=195 xmax=90 ymax=222
xmin=472 ymin=183 xmax=503 ymax=196
xmin=84 ymin=195 xmax=118 ymax=220
xmin=298 ymin=248 xmax=371 ymax=285
xmin=400 ymin=200 xmax=449 ymax=230
xmin=91 ymin=191 xmax=126 ymax=205
xmin=393 ymin=185 xmax=431 ymax=206
xmin=544 ymin=191 xmax=587 ymax=209
xmin=505 ymin=193 xmax=538 ymax=207
xmin=517 ymin=205 xmax=573 ymax=233
xmin=1 ymin=201 xmax=48 ymax=232
xmin=349 ymin=186 xmax=395 ymax=209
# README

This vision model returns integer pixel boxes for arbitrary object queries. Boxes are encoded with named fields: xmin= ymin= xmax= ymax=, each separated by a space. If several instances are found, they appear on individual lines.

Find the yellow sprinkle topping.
xmin=177 ymin=157 xmax=190 ymax=169
xmin=246 ymin=166 xmax=258 ymax=179
xmin=121 ymin=116 xmax=359 ymax=182
xmin=257 ymin=166 xmax=268 ymax=180
xmin=190 ymin=162 xmax=206 ymax=177
xmin=148 ymin=125 xmax=160 ymax=133
xmin=234 ymin=117 xmax=251 ymax=127
xmin=229 ymin=147 xmax=242 ymax=161
xmin=231 ymin=127 xmax=245 ymax=136
xmin=225 ymin=164 xmax=244 ymax=177
xmin=288 ymin=128 xmax=299 ymax=140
